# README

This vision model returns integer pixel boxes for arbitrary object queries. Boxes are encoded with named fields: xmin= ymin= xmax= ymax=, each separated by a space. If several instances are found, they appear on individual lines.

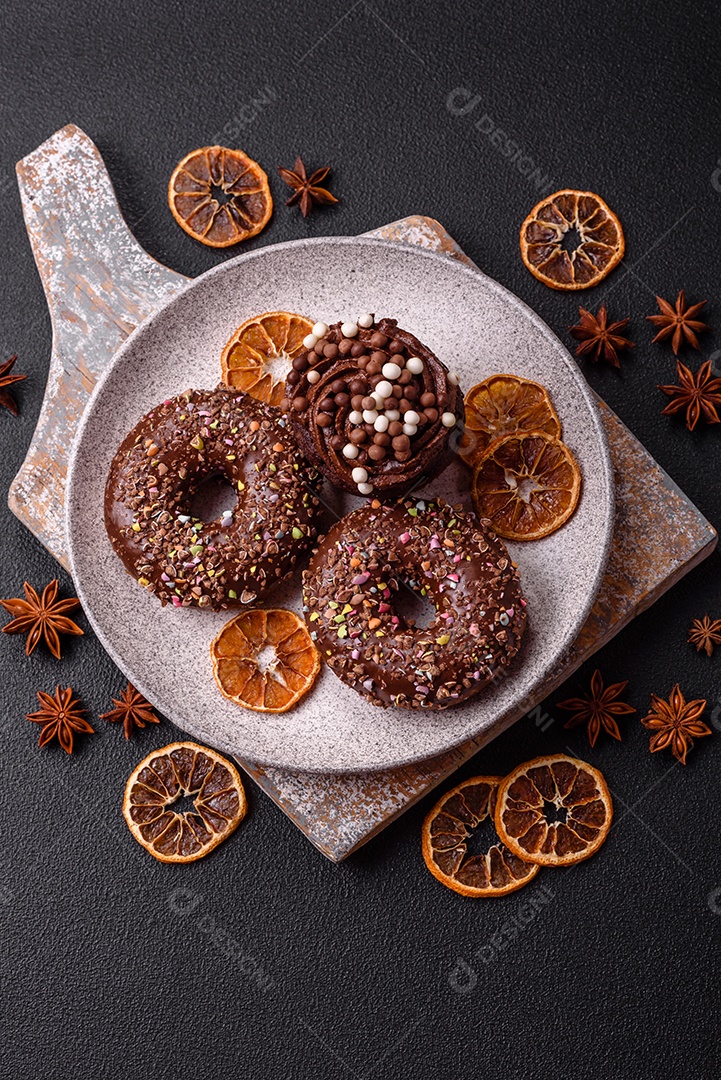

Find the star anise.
xmin=278 ymin=157 xmax=338 ymax=218
xmin=26 ymin=686 xmax=94 ymax=754
xmin=1 ymin=580 xmax=84 ymax=658
xmin=0 ymin=354 xmax=27 ymax=415
xmin=646 ymin=290 xmax=710 ymax=354
xmin=688 ymin=615 xmax=721 ymax=657
xmin=640 ymin=684 xmax=711 ymax=765
xmin=558 ymin=669 xmax=636 ymax=747
xmin=568 ymin=305 xmax=634 ymax=368
xmin=658 ymin=359 xmax=721 ymax=431
xmin=101 ymin=682 xmax=160 ymax=739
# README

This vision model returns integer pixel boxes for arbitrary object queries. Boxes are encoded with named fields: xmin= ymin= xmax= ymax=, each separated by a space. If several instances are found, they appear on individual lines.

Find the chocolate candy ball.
xmin=331 ymin=378 xmax=346 ymax=394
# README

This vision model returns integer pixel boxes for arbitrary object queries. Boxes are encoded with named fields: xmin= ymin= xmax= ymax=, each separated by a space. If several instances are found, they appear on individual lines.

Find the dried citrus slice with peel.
xmin=472 ymin=431 xmax=581 ymax=541
xmin=221 ymin=311 xmax=314 ymax=406
xmin=422 ymin=776 xmax=540 ymax=897
xmin=520 ymin=189 xmax=624 ymax=290
xmin=495 ymin=754 xmax=613 ymax=867
xmin=168 ymin=146 xmax=273 ymax=248
xmin=211 ymin=608 xmax=320 ymax=713
xmin=459 ymin=374 xmax=562 ymax=467
xmin=122 ymin=741 xmax=246 ymax=863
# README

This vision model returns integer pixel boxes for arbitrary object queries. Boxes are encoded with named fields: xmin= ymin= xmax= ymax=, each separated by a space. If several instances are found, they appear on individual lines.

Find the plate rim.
xmin=65 ymin=234 xmax=615 ymax=773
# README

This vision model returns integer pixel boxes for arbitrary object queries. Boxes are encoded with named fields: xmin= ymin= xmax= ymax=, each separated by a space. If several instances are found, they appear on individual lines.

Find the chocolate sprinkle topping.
xmin=284 ymin=317 xmax=464 ymax=497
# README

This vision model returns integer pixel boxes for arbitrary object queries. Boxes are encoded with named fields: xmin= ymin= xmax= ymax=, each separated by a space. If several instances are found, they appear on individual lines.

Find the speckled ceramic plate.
xmin=66 ymin=237 xmax=614 ymax=773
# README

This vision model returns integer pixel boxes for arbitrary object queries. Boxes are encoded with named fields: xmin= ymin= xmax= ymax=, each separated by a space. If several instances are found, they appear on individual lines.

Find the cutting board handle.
xmin=10 ymin=123 xmax=187 ymax=565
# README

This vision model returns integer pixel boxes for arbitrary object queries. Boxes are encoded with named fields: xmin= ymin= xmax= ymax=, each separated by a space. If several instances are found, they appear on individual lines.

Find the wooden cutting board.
xmin=10 ymin=124 xmax=717 ymax=860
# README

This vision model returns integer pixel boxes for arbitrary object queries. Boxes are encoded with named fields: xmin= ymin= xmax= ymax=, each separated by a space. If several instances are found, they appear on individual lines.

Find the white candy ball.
xmin=406 ymin=357 xmax=424 ymax=375
xmin=358 ymin=313 xmax=374 ymax=328
xmin=403 ymin=423 xmax=418 ymax=437
xmin=303 ymin=333 xmax=318 ymax=349
xmin=349 ymin=410 xmax=364 ymax=424
xmin=307 ymin=370 xmax=320 ymax=384
xmin=375 ymin=380 xmax=393 ymax=399
xmin=363 ymin=409 xmax=378 ymax=424
xmin=382 ymin=362 xmax=402 ymax=380
xmin=351 ymin=467 xmax=368 ymax=483
xmin=341 ymin=321 xmax=358 ymax=338
xmin=371 ymin=391 xmax=386 ymax=409
xmin=448 ymin=370 xmax=460 ymax=386
xmin=312 ymin=321 xmax=329 ymax=338
xmin=385 ymin=409 xmax=400 ymax=422
xmin=374 ymin=415 xmax=389 ymax=433
xmin=441 ymin=412 xmax=457 ymax=428
xmin=357 ymin=482 xmax=374 ymax=495
xmin=404 ymin=410 xmax=420 ymax=425
xmin=342 ymin=443 xmax=359 ymax=459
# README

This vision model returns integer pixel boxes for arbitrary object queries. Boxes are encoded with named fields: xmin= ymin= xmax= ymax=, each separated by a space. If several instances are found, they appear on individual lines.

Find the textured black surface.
xmin=2 ymin=2 xmax=721 ymax=1077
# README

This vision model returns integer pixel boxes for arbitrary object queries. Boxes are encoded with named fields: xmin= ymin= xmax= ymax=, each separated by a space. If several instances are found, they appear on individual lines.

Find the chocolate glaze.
xmin=285 ymin=317 xmax=464 ymax=497
xmin=303 ymin=497 xmax=526 ymax=709
xmin=105 ymin=385 xmax=323 ymax=610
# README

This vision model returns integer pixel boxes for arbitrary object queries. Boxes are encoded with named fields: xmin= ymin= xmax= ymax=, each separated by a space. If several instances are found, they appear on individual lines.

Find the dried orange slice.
xmin=459 ymin=374 xmax=562 ymax=467
xmin=221 ymin=311 xmax=314 ymax=406
xmin=122 ymin=741 xmax=246 ymax=863
xmin=471 ymin=430 xmax=581 ymax=541
xmin=520 ymin=189 xmax=624 ymax=290
xmin=422 ymin=776 xmax=540 ymax=897
xmin=168 ymin=146 xmax=273 ymax=248
xmin=495 ymin=754 xmax=613 ymax=866
xmin=211 ymin=608 xmax=320 ymax=713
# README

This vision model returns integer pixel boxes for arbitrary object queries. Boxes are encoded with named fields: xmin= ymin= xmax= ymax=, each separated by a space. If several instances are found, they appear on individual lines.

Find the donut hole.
xmin=392 ymin=581 xmax=437 ymax=630
xmin=188 ymin=472 xmax=238 ymax=523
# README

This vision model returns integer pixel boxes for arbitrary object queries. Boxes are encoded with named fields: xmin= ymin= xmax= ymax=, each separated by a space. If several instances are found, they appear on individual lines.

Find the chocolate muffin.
xmin=281 ymin=316 xmax=464 ymax=498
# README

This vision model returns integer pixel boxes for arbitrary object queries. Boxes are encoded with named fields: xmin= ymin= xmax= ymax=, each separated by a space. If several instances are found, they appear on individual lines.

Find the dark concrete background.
xmin=1 ymin=1 xmax=720 ymax=1077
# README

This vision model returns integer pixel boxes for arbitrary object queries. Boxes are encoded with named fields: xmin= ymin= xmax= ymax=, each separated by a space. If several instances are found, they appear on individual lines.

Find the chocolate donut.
xmin=282 ymin=316 xmax=464 ymax=498
xmin=303 ymin=497 xmax=526 ymax=709
xmin=105 ymin=386 xmax=323 ymax=610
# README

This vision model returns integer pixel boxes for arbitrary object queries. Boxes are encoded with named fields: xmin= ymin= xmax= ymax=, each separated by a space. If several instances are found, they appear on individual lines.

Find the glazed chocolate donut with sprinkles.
xmin=105 ymin=385 xmax=322 ymax=610
xmin=303 ymin=497 xmax=526 ymax=709
xmin=281 ymin=315 xmax=464 ymax=498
